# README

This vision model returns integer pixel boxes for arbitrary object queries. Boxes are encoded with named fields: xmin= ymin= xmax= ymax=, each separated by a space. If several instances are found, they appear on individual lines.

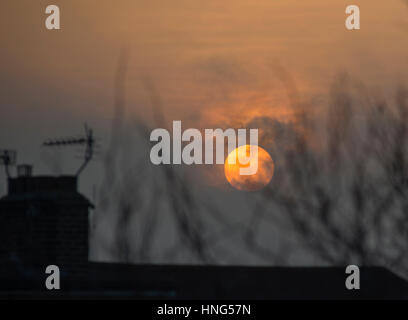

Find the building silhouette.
xmin=0 ymin=167 xmax=92 ymax=280
xmin=0 ymin=166 xmax=407 ymax=299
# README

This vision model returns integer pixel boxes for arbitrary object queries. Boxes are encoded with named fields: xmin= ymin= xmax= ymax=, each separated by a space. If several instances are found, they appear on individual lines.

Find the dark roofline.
xmin=1 ymin=265 xmax=407 ymax=299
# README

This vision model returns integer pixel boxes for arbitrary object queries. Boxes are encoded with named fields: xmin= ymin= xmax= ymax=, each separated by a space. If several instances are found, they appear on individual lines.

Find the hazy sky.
xmin=1 ymin=0 xmax=408 ymax=194
xmin=1 ymin=0 xmax=408 ymax=265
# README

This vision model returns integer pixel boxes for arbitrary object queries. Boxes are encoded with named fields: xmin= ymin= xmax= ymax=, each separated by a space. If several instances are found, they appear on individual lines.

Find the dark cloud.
xmin=246 ymin=116 xmax=297 ymax=153
xmin=195 ymin=56 xmax=253 ymax=86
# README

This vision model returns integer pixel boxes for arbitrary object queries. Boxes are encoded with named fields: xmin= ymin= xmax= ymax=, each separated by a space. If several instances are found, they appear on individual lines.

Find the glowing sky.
xmin=1 ymin=0 xmax=408 ymax=191
xmin=2 ymin=0 xmax=408 ymax=124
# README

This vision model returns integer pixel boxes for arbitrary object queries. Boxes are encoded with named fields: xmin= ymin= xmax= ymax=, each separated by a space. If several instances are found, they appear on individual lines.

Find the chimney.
xmin=0 ymin=174 xmax=92 ymax=278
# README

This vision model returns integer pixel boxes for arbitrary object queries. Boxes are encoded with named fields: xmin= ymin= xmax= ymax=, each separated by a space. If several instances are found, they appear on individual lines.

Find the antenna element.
xmin=43 ymin=124 xmax=96 ymax=177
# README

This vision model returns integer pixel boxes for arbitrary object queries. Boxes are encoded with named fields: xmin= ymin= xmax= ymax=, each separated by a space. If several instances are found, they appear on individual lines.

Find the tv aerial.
xmin=0 ymin=149 xmax=17 ymax=178
xmin=43 ymin=123 xmax=98 ymax=177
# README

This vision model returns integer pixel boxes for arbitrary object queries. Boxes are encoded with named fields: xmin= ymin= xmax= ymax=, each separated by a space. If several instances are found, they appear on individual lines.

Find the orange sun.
xmin=224 ymin=145 xmax=274 ymax=191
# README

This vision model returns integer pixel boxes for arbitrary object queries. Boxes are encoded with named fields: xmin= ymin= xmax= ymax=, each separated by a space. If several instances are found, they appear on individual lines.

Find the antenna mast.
xmin=43 ymin=124 xmax=96 ymax=177
xmin=0 ymin=149 xmax=17 ymax=178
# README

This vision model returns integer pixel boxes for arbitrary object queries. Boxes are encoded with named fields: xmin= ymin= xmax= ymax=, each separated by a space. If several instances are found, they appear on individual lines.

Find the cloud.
xmin=246 ymin=116 xmax=297 ymax=152
xmin=195 ymin=56 xmax=254 ymax=86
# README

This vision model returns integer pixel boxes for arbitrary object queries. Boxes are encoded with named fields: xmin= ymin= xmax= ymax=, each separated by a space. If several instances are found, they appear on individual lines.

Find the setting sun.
xmin=224 ymin=145 xmax=274 ymax=191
